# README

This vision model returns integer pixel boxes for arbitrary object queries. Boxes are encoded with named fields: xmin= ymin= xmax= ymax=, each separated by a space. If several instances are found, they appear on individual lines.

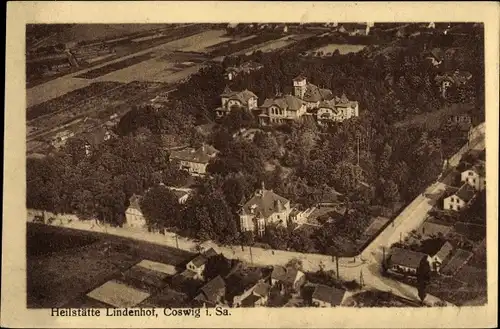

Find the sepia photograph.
xmin=3 ymin=1 xmax=499 ymax=328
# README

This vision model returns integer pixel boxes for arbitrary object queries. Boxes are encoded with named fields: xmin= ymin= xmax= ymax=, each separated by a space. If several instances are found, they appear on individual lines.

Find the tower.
xmin=293 ymin=75 xmax=307 ymax=99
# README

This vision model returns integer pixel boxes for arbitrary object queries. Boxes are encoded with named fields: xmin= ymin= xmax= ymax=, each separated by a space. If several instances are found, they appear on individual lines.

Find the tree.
xmin=221 ymin=106 xmax=255 ymax=133
xmin=382 ymin=179 xmax=400 ymax=203
xmin=140 ymin=185 xmax=182 ymax=231
xmin=264 ymin=224 xmax=289 ymax=250
xmin=289 ymin=231 xmax=315 ymax=253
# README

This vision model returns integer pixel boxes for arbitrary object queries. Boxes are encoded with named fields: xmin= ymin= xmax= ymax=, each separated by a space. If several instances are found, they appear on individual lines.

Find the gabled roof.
xmin=204 ymin=248 xmax=219 ymax=258
xmin=170 ymin=144 xmax=218 ymax=164
xmin=128 ymin=194 xmax=142 ymax=211
xmin=293 ymin=75 xmax=307 ymax=82
xmin=190 ymin=254 xmax=208 ymax=267
xmin=81 ymin=126 xmax=110 ymax=147
xmin=220 ymin=89 xmax=258 ymax=103
xmin=241 ymin=188 xmax=290 ymax=218
xmin=241 ymin=293 xmax=262 ymax=307
xmin=271 ymin=266 xmax=300 ymax=284
xmin=471 ymin=163 xmax=485 ymax=177
xmin=435 ymin=241 xmax=454 ymax=261
xmin=389 ymin=247 xmax=427 ymax=269
xmin=455 ymin=183 xmax=476 ymax=202
xmin=253 ymin=282 xmax=271 ymax=297
xmin=199 ymin=275 xmax=226 ymax=303
xmin=312 ymin=284 xmax=345 ymax=306
xmin=261 ymin=95 xmax=305 ymax=111
xmin=302 ymin=83 xmax=333 ymax=103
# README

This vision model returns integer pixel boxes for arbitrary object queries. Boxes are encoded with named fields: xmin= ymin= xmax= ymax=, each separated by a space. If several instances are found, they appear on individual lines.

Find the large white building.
xmin=461 ymin=163 xmax=485 ymax=191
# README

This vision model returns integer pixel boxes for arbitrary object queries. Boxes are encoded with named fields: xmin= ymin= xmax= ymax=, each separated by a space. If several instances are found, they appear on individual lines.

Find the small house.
xmin=270 ymin=265 xmax=306 ymax=293
xmin=215 ymin=88 xmax=258 ymax=117
xmin=125 ymin=194 xmax=146 ymax=229
xmin=233 ymin=281 xmax=271 ymax=307
xmin=169 ymin=144 xmax=219 ymax=177
xmin=429 ymin=241 xmax=454 ymax=273
xmin=186 ymin=254 xmax=209 ymax=280
xmin=461 ymin=164 xmax=485 ymax=191
xmin=443 ymin=183 xmax=477 ymax=211
xmin=387 ymin=247 xmax=429 ymax=276
xmin=193 ymin=275 xmax=226 ymax=307
xmin=311 ymin=284 xmax=346 ymax=307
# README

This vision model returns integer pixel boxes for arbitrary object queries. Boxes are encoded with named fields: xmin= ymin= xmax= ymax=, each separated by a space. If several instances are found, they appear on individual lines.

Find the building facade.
xmin=215 ymin=88 xmax=258 ymax=117
xmin=461 ymin=164 xmax=485 ymax=191
xmin=169 ymin=144 xmax=219 ymax=176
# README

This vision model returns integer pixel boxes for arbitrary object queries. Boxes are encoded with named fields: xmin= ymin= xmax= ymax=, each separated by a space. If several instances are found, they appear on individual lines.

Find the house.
xmin=429 ymin=241 xmax=454 ymax=273
xmin=186 ymin=255 xmax=209 ymax=281
xmin=337 ymin=23 xmax=370 ymax=36
xmin=316 ymin=94 xmax=359 ymax=124
xmin=270 ymin=265 xmax=306 ymax=293
xmin=443 ymin=183 xmax=477 ymax=211
xmin=461 ymin=164 xmax=485 ymax=191
xmin=125 ymin=194 xmax=146 ymax=229
xmin=434 ymin=70 xmax=473 ymax=99
xmin=311 ymin=284 xmax=346 ymax=307
xmin=233 ymin=281 xmax=271 ymax=307
xmin=292 ymin=75 xmax=333 ymax=109
xmin=193 ymin=275 xmax=226 ymax=307
xmin=258 ymin=94 xmax=307 ymax=125
xmin=169 ymin=144 xmax=219 ymax=177
xmin=425 ymin=48 xmax=444 ymax=67
xmin=239 ymin=183 xmax=292 ymax=236
xmin=387 ymin=247 xmax=429 ymax=276
xmin=215 ymin=88 xmax=258 ymax=117
xmin=224 ymin=61 xmax=264 ymax=80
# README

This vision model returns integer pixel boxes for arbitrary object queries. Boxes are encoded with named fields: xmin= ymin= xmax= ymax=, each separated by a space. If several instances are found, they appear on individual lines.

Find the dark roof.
xmin=171 ymin=189 xmax=189 ymax=200
xmin=455 ymin=183 xmax=476 ymax=202
xmin=435 ymin=241 xmax=454 ymax=260
xmin=199 ymin=275 xmax=226 ymax=303
xmin=81 ymin=126 xmax=109 ymax=146
xmin=471 ymin=163 xmax=485 ymax=177
xmin=389 ymin=247 xmax=427 ymax=269
xmin=241 ymin=293 xmax=262 ymax=307
xmin=204 ymin=248 xmax=219 ymax=258
xmin=301 ymin=83 xmax=333 ymax=103
xmin=293 ymin=75 xmax=307 ymax=82
xmin=220 ymin=89 xmax=258 ymax=103
xmin=271 ymin=266 xmax=300 ymax=284
xmin=253 ymin=282 xmax=271 ymax=297
xmin=190 ymin=254 xmax=208 ymax=267
xmin=170 ymin=144 xmax=218 ymax=164
xmin=241 ymin=188 xmax=290 ymax=218
xmin=318 ymin=94 xmax=357 ymax=109
xmin=261 ymin=95 xmax=305 ymax=111
xmin=312 ymin=284 xmax=345 ymax=306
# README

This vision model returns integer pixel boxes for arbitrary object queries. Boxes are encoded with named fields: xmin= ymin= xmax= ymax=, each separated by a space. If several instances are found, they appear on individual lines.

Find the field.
xmin=27 ymin=81 xmax=124 ymax=121
xmin=27 ymin=223 xmax=194 ymax=308
xmin=247 ymin=37 xmax=297 ymax=54
xmin=309 ymin=43 xmax=366 ymax=55
xmin=209 ymin=33 xmax=285 ymax=57
xmin=76 ymin=52 xmax=155 ymax=79
xmin=87 ymin=280 xmax=150 ymax=308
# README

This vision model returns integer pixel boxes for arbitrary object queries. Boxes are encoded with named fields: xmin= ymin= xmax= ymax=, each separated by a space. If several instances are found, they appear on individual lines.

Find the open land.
xmin=27 ymin=223 xmax=193 ymax=308
xmin=309 ymin=43 xmax=367 ymax=55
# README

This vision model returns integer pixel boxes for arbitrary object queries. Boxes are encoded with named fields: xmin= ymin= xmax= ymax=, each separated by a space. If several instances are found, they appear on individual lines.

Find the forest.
xmin=27 ymin=24 xmax=484 ymax=254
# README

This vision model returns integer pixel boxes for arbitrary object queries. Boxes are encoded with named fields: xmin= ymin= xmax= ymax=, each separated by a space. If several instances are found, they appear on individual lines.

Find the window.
xmin=450 ymin=197 xmax=454 ymax=202
xmin=469 ymin=172 xmax=473 ymax=176
xmin=472 ymin=178 xmax=476 ymax=184
xmin=450 ymin=204 xmax=454 ymax=210
xmin=457 ymin=205 xmax=461 ymax=211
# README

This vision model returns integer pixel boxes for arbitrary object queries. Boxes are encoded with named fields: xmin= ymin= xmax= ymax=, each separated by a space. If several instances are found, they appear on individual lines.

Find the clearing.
xmin=309 ymin=43 xmax=366 ymax=55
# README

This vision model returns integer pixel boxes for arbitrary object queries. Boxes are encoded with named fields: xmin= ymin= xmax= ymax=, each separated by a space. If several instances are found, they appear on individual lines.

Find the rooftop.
xmin=199 ymin=275 xmax=226 ymax=303
xmin=389 ymin=247 xmax=428 ymax=269
xmin=169 ymin=144 xmax=218 ymax=164
xmin=221 ymin=88 xmax=258 ymax=104
xmin=455 ymin=183 xmax=476 ymax=202
xmin=261 ymin=94 xmax=305 ymax=112
xmin=241 ymin=185 xmax=290 ymax=219
xmin=435 ymin=241 xmax=454 ymax=260
xmin=312 ymin=284 xmax=345 ymax=306
xmin=302 ymin=83 xmax=333 ymax=103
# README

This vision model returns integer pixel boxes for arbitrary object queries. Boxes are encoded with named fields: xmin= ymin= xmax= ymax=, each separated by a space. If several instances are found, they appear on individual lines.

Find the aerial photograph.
xmin=26 ymin=22 xmax=486 ymax=309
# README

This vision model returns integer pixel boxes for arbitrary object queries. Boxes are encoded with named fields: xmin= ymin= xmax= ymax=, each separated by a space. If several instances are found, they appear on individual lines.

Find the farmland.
xmin=76 ymin=52 xmax=155 ymax=79
xmin=27 ymin=223 xmax=193 ymax=308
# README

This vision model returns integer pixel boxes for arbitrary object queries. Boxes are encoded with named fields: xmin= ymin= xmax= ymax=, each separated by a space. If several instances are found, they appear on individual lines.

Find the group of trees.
xmin=27 ymin=25 xmax=484 ymax=252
